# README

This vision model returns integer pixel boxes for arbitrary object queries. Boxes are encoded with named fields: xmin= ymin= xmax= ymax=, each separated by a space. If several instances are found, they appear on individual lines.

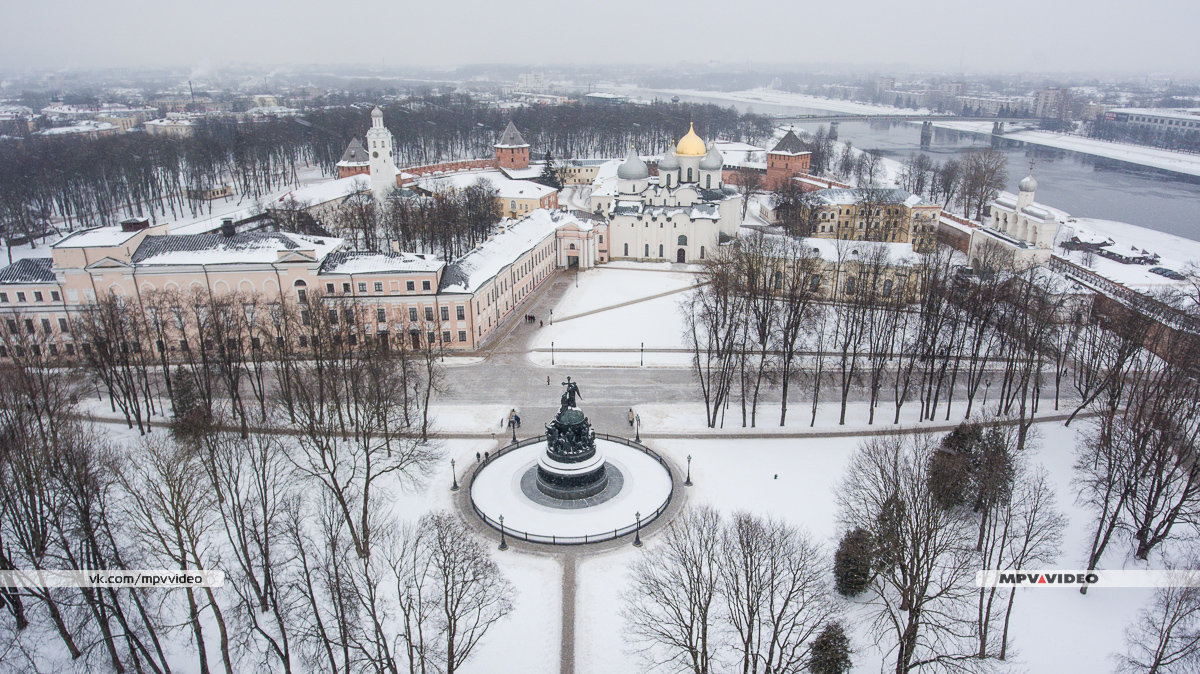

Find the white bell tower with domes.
xmin=365 ymin=106 xmax=397 ymax=200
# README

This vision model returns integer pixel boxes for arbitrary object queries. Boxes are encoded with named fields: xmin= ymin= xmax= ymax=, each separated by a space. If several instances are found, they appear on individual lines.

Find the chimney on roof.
xmin=120 ymin=217 xmax=150 ymax=232
xmin=220 ymin=218 xmax=236 ymax=237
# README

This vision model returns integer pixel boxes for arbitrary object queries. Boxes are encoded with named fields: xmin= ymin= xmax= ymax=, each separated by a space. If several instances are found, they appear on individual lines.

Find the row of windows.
xmin=319 ymin=279 xmax=431 ymax=296
xmin=0 ymin=289 xmax=62 ymax=304
xmin=6 ymin=317 xmax=71 ymax=335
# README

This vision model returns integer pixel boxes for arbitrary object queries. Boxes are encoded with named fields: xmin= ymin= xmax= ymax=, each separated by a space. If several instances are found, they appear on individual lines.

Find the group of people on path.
xmin=523 ymin=314 xmax=542 ymax=327
xmin=506 ymin=409 xmax=521 ymax=429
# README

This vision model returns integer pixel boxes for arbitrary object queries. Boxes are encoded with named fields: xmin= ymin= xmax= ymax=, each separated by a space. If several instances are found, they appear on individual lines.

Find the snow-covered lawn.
xmin=575 ymin=420 xmax=1154 ymax=673
xmin=530 ymin=267 xmax=699 ymax=358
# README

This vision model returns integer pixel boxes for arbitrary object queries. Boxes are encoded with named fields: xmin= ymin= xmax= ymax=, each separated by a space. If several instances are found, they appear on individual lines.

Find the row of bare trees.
xmin=684 ymin=235 xmax=1079 ymax=432
xmin=625 ymin=506 xmax=849 ymax=674
xmin=0 ymin=288 xmax=512 ymax=672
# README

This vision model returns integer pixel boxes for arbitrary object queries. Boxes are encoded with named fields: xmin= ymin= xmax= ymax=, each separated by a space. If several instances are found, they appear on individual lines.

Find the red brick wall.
xmin=495 ymin=146 xmax=530 ymax=170
xmin=337 ymin=164 xmax=370 ymax=179
xmin=765 ymin=152 xmax=812 ymax=189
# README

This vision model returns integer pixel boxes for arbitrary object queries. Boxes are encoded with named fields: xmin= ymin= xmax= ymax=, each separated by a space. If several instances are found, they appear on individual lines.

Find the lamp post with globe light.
xmin=498 ymin=515 xmax=508 ymax=551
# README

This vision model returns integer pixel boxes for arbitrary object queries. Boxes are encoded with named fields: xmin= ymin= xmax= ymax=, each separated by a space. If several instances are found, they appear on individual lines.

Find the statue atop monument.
xmin=560 ymin=376 xmax=582 ymax=410
xmin=539 ymin=376 xmax=607 ymax=499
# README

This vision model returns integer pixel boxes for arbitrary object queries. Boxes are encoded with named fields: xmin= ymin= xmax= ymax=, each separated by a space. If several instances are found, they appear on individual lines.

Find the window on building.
xmin=422 ymin=280 xmax=431 ymax=291
xmin=441 ymin=306 xmax=450 ymax=321
xmin=687 ymin=168 xmax=693 ymax=181
xmin=599 ymin=235 xmax=604 ymax=243
xmin=809 ymin=274 xmax=820 ymax=291
xmin=326 ymin=283 xmax=335 ymax=293
xmin=328 ymin=309 xmax=339 ymax=324
xmin=700 ymin=246 xmax=705 ymax=259
xmin=16 ymin=292 xmax=26 ymax=302
xmin=343 ymin=282 xmax=351 ymax=293
xmin=424 ymin=307 xmax=434 ymax=321
xmin=624 ymin=243 xmax=629 ymax=256
xmin=677 ymin=235 xmax=687 ymax=245
xmin=41 ymin=318 xmax=51 ymax=333
xmin=377 ymin=308 xmax=386 ymax=322
xmin=24 ymin=319 xmax=34 ymax=334
xmin=456 ymin=305 xmax=465 ymax=320
xmin=644 ymin=244 xmax=649 ymax=257
xmin=409 ymin=307 xmax=418 ymax=322
xmin=458 ymin=330 xmax=467 ymax=342
xmin=0 ymin=292 xmax=7 ymax=303
xmin=658 ymin=244 xmax=664 ymax=257
xmin=883 ymin=279 xmax=894 ymax=297
xmin=58 ymin=318 xmax=69 ymax=333
xmin=33 ymin=291 xmax=43 ymax=302
xmin=406 ymin=281 xmax=415 ymax=291
xmin=374 ymin=282 xmax=383 ymax=292
xmin=845 ymin=276 xmax=857 ymax=294
xmin=294 ymin=280 xmax=307 ymax=303
xmin=442 ymin=330 xmax=451 ymax=343
xmin=427 ymin=331 xmax=435 ymax=344
xmin=358 ymin=282 xmax=367 ymax=293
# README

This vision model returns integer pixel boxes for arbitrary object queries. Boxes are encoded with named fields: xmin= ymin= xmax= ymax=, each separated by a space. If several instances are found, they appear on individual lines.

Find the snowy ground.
xmin=575 ymin=420 xmax=1155 ymax=673
xmin=528 ymin=266 xmax=700 ymax=365
xmin=932 ymin=120 xmax=1200 ymax=178
xmin=1056 ymin=217 xmax=1200 ymax=294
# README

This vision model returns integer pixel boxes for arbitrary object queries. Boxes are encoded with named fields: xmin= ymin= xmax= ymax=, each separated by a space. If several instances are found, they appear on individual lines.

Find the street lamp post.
xmin=685 ymin=454 xmax=693 ymax=487
xmin=450 ymin=458 xmax=458 ymax=491
xmin=511 ymin=416 xmax=518 ymax=444
xmin=551 ymin=341 xmax=555 ymax=366
xmin=635 ymin=414 xmax=641 ymax=443
xmin=640 ymin=341 xmax=644 ymax=366
xmin=498 ymin=515 xmax=508 ymax=551
xmin=633 ymin=511 xmax=642 ymax=547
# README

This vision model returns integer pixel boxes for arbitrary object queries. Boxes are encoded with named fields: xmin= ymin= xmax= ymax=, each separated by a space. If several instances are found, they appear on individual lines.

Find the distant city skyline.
xmin=2 ymin=0 xmax=1198 ymax=78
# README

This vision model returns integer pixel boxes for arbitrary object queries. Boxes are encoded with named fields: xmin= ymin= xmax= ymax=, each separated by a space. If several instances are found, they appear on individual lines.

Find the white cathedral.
xmin=593 ymin=123 xmax=740 ymax=263
xmin=968 ymin=174 xmax=1059 ymax=268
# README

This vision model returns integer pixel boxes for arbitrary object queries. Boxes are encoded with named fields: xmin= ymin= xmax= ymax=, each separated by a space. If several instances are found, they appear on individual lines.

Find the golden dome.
xmin=675 ymin=122 xmax=706 ymax=156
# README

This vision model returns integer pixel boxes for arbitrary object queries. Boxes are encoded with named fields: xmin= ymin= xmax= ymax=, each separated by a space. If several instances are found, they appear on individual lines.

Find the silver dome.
xmin=658 ymin=150 xmax=680 ymax=171
xmin=617 ymin=147 xmax=649 ymax=180
xmin=1018 ymin=174 xmax=1038 ymax=192
xmin=699 ymin=143 xmax=724 ymax=170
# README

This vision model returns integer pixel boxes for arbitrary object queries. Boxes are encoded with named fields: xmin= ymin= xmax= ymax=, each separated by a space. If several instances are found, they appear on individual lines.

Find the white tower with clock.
xmin=366 ymin=106 xmax=397 ymax=200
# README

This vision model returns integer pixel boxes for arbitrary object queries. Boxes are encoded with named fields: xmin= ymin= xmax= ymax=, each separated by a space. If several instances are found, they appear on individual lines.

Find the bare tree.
xmin=1115 ymin=568 xmax=1200 ymax=674
xmin=837 ymin=434 xmax=980 ymax=673
xmin=624 ymin=506 xmax=723 ymax=674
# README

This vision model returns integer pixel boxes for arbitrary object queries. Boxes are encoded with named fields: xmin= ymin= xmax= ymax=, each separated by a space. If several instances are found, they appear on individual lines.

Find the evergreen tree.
xmin=169 ymin=366 xmax=212 ymax=440
xmin=833 ymin=527 xmax=874 ymax=597
xmin=537 ymin=151 xmax=562 ymax=190
xmin=809 ymin=622 xmax=853 ymax=674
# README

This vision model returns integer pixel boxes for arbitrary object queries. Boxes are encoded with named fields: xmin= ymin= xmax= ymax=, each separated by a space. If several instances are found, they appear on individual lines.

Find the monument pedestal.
xmin=536 ymin=380 xmax=609 ymax=500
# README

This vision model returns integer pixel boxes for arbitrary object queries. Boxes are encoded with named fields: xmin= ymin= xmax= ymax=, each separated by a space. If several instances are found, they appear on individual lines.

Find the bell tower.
xmin=366 ymin=106 xmax=397 ymax=200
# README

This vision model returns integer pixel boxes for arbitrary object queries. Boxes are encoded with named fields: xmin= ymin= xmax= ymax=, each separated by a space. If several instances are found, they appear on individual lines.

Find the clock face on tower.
xmin=372 ymin=151 xmax=379 ymax=159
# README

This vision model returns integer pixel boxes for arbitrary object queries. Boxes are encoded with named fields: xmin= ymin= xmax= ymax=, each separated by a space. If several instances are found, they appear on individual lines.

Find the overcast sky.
xmin=4 ymin=0 xmax=1198 ymax=77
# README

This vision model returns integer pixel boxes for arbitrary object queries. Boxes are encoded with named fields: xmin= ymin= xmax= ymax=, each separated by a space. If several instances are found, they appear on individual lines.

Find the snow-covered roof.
xmin=35 ymin=121 xmax=116 ymax=136
xmin=53 ymin=226 xmax=144 ymax=248
xmin=131 ymin=232 xmax=342 ymax=267
xmin=811 ymin=187 xmax=935 ymax=208
xmin=337 ymin=138 xmax=369 ymax=166
xmin=1111 ymin=107 xmax=1200 ymax=122
xmin=320 ymin=251 xmax=444 ymax=275
xmin=713 ymin=141 xmax=767 ymax=169
xmin=494 ymin=121 xmax=529 ymax=148
xmin=440 ymin=210 xmax=582 ymax=293
xmin=145 ymin=117 xmax=194 ymax=127
xmin=770 ymin=130 xmax=809 ymax=155
xmin=500 ymin=163 xmax=546 ymax=181
xmin=417 ymin=170 xmax=554 ymax=201
xmin=275 ymin=174 xmax=369 ymax=206
xmin=0 ymin=258 xmax=55 ymax=284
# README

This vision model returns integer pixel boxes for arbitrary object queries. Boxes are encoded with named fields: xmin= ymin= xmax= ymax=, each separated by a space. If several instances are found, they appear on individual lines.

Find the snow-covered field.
xmin=575 ymin=421 xmax=1154 ymax=673
xmin=650 ymin=87 xmax=934 ymax=117
xmin=932 ymin=120 xmax=1200 ymax=178
xmin=529 ymin=267 xmax=700 ymax=361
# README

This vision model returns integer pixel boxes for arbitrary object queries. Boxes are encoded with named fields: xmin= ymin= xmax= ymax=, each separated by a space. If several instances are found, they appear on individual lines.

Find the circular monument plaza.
xmin=469 ymin=378 xmax=674 ymax=545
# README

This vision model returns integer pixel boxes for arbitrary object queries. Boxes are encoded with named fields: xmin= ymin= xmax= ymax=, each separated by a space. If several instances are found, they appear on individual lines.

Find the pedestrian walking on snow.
xmin=628 ymin=409 xmax=635 ymax=426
